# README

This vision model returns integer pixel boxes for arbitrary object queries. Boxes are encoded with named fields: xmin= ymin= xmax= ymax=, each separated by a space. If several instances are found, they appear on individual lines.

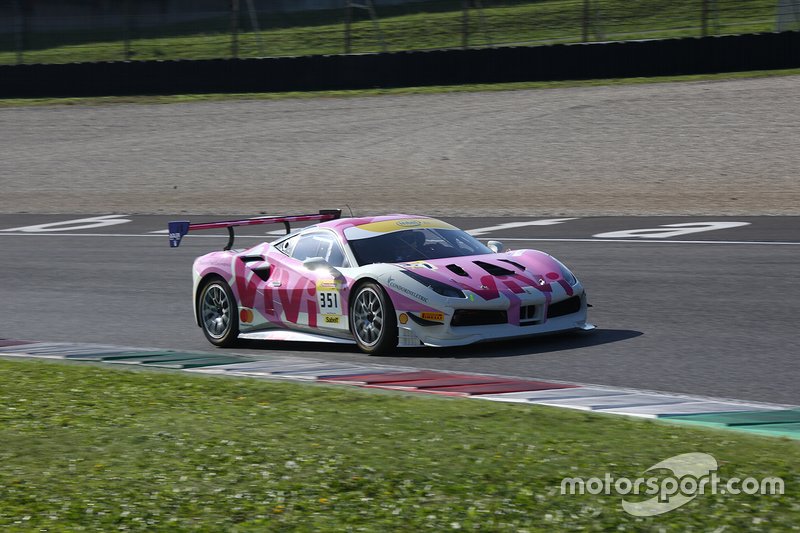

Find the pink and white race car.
xmin=168 ymin=211 xmax=594 ymax=354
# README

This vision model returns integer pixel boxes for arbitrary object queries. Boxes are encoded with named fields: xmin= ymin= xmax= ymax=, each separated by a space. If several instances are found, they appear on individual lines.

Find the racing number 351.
xmin=318 ymin=291 xmax=340 ymax=314
xmin=321 ymin=292 xmax=338 ymax=308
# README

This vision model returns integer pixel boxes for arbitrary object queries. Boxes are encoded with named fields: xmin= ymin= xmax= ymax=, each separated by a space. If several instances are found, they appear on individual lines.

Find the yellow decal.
xmin=316 ymin=279 xmax=341 ymax=290
xmin=404 ymin=261 xmax=436 ymax=270
xmin=398 ymin=313 xmax=409 ymax=324
xmin=354 ymin=218 xmax=456 ymax=234
xmin=324 ymin=315 xmax=340 ymax=324
xmin=420 ymin=312 xmax=445 ymax=322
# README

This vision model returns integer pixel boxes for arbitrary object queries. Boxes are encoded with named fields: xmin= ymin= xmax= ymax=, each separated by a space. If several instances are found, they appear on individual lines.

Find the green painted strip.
xmin=69 ymin=351 xmax=178 ymax=361
xmin=663 ymin=419 xmax=800 ymax=439
xmin=145 ymin=357 xmax=252 ymax=369
xmin=104 ymin=353 xmax=229 ymax=364
xmin=660 ymin=409 xmax=800 ymax=427
xmin=739 ymin=422 xmax=800 ymax=438
xmin=660 ymin=409 xmax=800 ymax=440
xmin=63 ymin=350 xmax=156 ymax=359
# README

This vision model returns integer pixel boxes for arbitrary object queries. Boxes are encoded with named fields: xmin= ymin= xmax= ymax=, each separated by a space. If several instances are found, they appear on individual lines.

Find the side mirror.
xmin=303 ymin=257 xmax=343 ymax=278
xmin=487 ymin=240 xmax=505 ymax=253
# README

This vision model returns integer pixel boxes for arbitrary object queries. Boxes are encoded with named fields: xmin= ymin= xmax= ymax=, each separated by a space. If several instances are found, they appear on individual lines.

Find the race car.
xmin=168 ymin=210 xmax=594 ymax=354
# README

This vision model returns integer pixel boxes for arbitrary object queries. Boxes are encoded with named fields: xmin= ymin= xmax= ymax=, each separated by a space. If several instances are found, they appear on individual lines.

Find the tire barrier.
xmin=1 ymin=31 xmax=799 ymax=98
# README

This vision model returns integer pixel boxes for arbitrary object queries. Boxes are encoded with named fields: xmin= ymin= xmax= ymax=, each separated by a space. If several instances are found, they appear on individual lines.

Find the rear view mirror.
xmin=303 ymin=257 xmax=343 ymax=278
xmin=487 ymin=240 xmax=505 ymax=253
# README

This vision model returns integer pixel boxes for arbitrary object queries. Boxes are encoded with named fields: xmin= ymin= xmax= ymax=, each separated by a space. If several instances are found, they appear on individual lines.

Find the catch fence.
xmin=1 ymin=0 xmax=798 ymax=65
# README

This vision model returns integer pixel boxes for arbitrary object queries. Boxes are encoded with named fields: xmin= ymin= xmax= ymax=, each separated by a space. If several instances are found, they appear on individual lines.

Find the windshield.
xmin=348 ymin=228 xmax=492 ymax=265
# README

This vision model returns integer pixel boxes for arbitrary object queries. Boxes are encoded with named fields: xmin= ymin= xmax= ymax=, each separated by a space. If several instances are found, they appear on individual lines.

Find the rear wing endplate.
xmin=168 ymin=209 xmax=342 ymax=250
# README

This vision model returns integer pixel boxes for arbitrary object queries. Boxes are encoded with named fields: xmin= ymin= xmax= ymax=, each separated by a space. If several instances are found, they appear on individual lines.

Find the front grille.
xmin=547 ymin=296 xmax=581 ymax=318
xmin=451 ymin=309 xmax=508 ymax=327
xmin=519 ymin=304 xmax=541 ymax=326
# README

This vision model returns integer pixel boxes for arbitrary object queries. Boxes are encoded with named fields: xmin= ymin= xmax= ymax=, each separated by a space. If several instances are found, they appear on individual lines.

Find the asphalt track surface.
xmin=2 ymin=214 xmax=798 ymax=405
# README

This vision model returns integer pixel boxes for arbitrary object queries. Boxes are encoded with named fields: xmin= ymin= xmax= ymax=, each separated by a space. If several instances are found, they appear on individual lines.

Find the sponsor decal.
xmin=316 ymin=279 xmax=341 ymax=290
xmin=239 ymin=309 xmax=254 ymax=323
xmin=324 ymin=315 xmax=340 ymax=324
xmin=396 ymin=220 xmax=422 ymax=227
xmin=387 ymin=276 xmax=429 ymax=303
xmin=398 ymin=313 xmax=409 ymax=324
xmin=420 ymin=312 xmax=445 ymax=322
xmin=403 ymin=261 xmax=436 ymax=270
xmin=345 ymin=218 xmax=456 ymax=239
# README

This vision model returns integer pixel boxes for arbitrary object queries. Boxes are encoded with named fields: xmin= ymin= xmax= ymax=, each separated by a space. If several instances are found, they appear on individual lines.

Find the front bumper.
xmin=397 ymin=289 xmax=593 ymax=348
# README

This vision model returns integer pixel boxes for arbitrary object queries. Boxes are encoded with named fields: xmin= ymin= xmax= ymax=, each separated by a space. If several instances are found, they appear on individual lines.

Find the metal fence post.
xmin=582 ymin=0 xmax=589 ymax=42
xmin=230 ymin=0 xmax=240 ymax=58
xmin=701 ymin=0 xmax=709 ymax=37
xmin=13 ymin=0 xmax=24 ymax=64
xmin=124 ymin=0 xmax=133 ymax=60
xmin=344 ymin=0 xmax=353 ymax=54
xmin=462 ymin=0 xmax=469 ymax=49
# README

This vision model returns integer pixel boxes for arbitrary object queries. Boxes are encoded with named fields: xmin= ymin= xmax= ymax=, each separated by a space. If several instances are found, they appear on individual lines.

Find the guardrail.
xmin=1 ymin=31 xmax=798 ymax=98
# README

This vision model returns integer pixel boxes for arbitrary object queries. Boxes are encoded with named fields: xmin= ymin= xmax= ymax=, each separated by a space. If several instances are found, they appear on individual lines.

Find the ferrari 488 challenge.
xmin=168 ymin=210 xmax=593 ymax=354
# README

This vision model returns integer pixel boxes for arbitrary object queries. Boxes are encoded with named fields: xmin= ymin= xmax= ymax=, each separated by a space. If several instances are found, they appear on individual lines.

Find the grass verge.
xmin=0 ymin=358 xmax=797 ymax=531
xmin=0 ymin=0 xmax=780 ymax=64
xmin=1 ymin=67 xmax=799 ymax=109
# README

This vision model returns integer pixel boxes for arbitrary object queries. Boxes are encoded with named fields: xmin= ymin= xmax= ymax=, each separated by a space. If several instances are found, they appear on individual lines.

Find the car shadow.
xmin=398 ymin=328 xmax=643 ymax=359
xmin=231 ymin=328 xmax=643 ymax=359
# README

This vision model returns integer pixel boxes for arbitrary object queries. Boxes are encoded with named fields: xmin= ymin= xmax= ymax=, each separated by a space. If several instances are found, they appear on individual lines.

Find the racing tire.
xmin=350 ymin=281 xmax=398 ymax=355
xmin=197 ymin=278 xmax=240 ymax=348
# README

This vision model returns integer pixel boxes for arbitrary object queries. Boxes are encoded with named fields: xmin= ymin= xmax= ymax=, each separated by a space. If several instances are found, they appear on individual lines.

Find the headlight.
xmin=401 ymin=270 xmax=466 ymax=298
xmin=553 ymin=258 xmax=578 ymax=286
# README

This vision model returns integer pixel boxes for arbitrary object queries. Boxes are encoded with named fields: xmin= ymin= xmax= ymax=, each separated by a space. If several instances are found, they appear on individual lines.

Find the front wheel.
xmin=197 ymin=278 xmax=239 ymax=347
xmin=350 ymin=282 xmax=398 ymax=355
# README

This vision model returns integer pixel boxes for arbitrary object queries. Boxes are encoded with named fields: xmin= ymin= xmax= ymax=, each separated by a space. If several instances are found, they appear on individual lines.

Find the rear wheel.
xmin=350 ymin=282 xmax=398 ymax=355
xmin=197 ymin=278 xmax=239 ymax=347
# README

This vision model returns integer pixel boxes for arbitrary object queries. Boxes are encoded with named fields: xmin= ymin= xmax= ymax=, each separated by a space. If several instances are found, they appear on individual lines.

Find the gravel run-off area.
xmin=1 ymin=75 xmax=798 ymax=217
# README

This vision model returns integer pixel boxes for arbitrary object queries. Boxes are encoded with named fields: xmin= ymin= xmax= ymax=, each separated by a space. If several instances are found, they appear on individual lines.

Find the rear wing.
xmin=168 ymin=209 xmax=342 ymax=250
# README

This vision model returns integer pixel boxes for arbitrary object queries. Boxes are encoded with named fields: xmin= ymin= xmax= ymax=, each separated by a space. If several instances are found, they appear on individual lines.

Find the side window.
xmin=277 ymin=234 xmax=300 ymax=256
xmin=326 ymin=240 xmax=348 ymax=268
xmin=290 ymin=233 xmax=349 ymax=268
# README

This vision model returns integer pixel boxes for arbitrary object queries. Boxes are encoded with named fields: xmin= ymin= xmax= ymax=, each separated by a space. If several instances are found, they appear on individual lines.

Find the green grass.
xmin=0 ymin=358 xmax=797 ymax=531
xmin=0 ymin=0 xmax=783 ymax=65
xmin=1 ymin=67 xmax=799 ymax=109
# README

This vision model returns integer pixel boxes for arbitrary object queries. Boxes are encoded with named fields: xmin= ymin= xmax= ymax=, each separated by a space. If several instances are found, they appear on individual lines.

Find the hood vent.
xmin=473 ymin=260 xmax=515 ymax=276
xmin=498 ymin=259 xmax=525 ymax=271
xmin=446 ymin=264 xmax=470 ymax=277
